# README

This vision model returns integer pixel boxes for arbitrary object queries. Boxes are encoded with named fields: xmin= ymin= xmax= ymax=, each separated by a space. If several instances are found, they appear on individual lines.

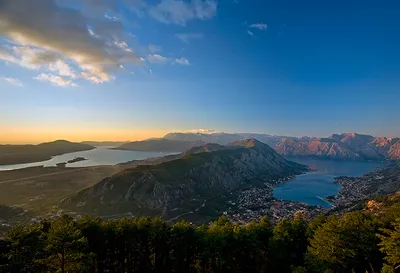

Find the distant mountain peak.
xmin=329 ymin=132 xmax=374 ymax=143
xmin=183 ymin=143 xmax=226 ymax=155
xmin=346 ymin=132 xmax=357 ymax=137
xmin=230 ymin=138 xmax=265 ymax=148
xmin=342 ymin=132 xmax=374 ymax=138
xmin=42 ymin=139 xmax=70 ymax=144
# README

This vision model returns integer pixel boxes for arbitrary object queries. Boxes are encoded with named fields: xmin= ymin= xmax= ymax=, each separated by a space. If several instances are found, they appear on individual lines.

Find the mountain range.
xmin=81 ymin=141 xmax=126 ymax=147
xmin=275 ymin=133 xmax=399 ymax=161
xmin=115 ymin=132 xmax=400 ymax=161
xmin=61 ymin=139 xmax=307 ymax=216
xmin=163 ymin=132 xmax=293 ymax=147
xmin=116 ymin=139 xmax=206 ymax=152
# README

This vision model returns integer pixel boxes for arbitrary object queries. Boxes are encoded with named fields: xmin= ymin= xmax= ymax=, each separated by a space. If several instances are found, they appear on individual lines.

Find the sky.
xmin=1 ymin=0 xmax=400 ymax=144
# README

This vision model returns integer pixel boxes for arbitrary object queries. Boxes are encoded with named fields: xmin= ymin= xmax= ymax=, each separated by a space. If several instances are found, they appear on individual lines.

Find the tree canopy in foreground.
xmin=1 ymin=194 xmax=400 ymax=273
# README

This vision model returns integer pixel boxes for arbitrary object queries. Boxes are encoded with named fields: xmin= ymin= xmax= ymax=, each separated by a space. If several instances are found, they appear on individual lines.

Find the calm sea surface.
xmin=273 ymin=157 xmax=385 ymax=207
xmin=0 ymin=147 xmax=177 ymax=171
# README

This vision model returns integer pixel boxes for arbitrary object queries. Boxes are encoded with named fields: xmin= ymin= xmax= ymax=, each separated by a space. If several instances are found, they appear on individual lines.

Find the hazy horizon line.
xmin=1 ymin=130 xmax=398 ymax=145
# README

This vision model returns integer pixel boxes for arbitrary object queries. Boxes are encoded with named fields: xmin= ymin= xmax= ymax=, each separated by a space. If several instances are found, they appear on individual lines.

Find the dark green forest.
xmin=1 ymin=194 xmax=400 ymax=273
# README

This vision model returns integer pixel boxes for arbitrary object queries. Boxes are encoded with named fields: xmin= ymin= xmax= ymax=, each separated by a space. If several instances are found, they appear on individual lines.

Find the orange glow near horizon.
xmin=1 ymin=127 xmax=171 ymax=144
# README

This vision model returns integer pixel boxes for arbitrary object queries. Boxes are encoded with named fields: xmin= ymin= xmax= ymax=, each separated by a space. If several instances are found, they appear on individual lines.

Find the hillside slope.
xmin=62 ymin=139 xmax=306 ymax=216
xmin=115 ymin=139 xmax=206 ymax=152
xmin=0 ymin=140 xmax=94 ymax=165
xmin=388 ymin=141 xmax=400 ymax=160
xmin=275 ymin=137 xmax=363 ymax=160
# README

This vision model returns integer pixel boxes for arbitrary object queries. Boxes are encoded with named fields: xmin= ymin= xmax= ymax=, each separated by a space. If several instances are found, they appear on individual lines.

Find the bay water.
xmin=273 ymin=157 xmax=385 ymax=207
xmin=0 ymin=147 xmax=177 ymax=171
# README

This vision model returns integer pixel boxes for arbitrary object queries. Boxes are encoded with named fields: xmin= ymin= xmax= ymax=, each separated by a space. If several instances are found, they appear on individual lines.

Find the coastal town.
xmin=221 ymin=182 xmax=327 ymax=224
xmin=326 ymin=164 xmax=400 ymax=208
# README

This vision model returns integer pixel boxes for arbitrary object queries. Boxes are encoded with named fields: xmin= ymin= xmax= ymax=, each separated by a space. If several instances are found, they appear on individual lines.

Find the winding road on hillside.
xmin=166 ymin=199 xmax=208 ymax=223
xmin=0 ymin=166 xmax=106 ymax=184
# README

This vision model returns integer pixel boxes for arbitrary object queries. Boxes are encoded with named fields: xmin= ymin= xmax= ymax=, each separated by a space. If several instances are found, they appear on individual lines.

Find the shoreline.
xmin=273 ymin=157 xmax=386 ymax=209
xmin=315 ymin=196 xmax=335 ymax=208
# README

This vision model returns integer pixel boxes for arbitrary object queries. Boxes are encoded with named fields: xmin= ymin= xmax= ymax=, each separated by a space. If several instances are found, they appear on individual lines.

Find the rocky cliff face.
xmin=62 ymin=139 xmax=306 ymax=215
xmin=388 ymin=141 xmax=400 ymax=160
xmin=275 ymin=133 xmax=400 ymax=161
xmin=275 ymin=137 xmax=361 ymax=160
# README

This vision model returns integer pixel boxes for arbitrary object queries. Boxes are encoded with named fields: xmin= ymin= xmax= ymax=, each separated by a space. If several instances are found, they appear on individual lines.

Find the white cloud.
xmin=0 ymin=47 xmax=18 ymax=64
xmin=146 ymin=55 xmax=191 ymax=66
xmin=88 ymin=0 xmax=219 ymax=25
xmin=247 ymin=30 xmax=254 ymax=36
xmin=148 ymin=44 xmax=162 ymax=53
xmin=80 ymin=64 xmax=113 ymax=83
xmin=105 ymin=14 xmax=119 ymax=21
xmin=174 ymin=33 xmax=203 ymax=43
xmin=0 ymin=46 xmax=48 ymax=70
xmin=0 ymin=0 xmax=140 ymax=86
xmin=34 ymin=73 xmax=76 ymax=87
xmin=250 ymin=23 xmax=267 ymax=30
xmin=114 ymin=41 xmax=134 ymax=52
xmin=49 ymin=60 xmax=77 ymax=79
xmin=0 ymin=45 xmax=80 ymax=80
xmin=185 ymin=129 xmax=216 ymax=134
xmin=175 ymin=57 xmax=190 ymax=65
xmin=3 ymin=77 xmax=23 ymax=87
xmin=149 ymin=0 xmax=217 ymax=25
xmin=0 ymin=0 xmax=217 ymax=86
xmin=147 ymin=54 xmax=168 ymax=63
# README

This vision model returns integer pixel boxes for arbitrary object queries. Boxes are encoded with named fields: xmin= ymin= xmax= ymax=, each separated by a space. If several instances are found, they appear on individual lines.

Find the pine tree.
xmin=308 ymin=211 xmax=382 ymax=273
xmin=6 ymin=223 xmax=47 ymax=272
xmin=170 ymin=220 xmax=198 ymax=273
xmin=378 ymin=218 xmax=400 ymax=272
xmin=45 ymin=215 xmax=89 ymax=273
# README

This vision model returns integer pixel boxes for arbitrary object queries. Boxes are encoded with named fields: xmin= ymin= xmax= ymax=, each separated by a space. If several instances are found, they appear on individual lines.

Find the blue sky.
xmin=1 ymin=0 xmax=399 ymax=143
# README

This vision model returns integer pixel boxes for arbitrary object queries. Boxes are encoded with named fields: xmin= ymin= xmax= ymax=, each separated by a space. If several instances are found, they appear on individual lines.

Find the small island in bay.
xmin=0 ymin=140 xmax=94 ymax=166
xmin=67 ymin=157 xmax=87 ymax=164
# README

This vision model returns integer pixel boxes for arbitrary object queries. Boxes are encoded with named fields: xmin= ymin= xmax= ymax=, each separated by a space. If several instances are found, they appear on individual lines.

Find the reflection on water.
xmin=273 ymin=157 xmax=385 ymax=208
xmin=0 ymin=147 xmax=177 ymax=171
